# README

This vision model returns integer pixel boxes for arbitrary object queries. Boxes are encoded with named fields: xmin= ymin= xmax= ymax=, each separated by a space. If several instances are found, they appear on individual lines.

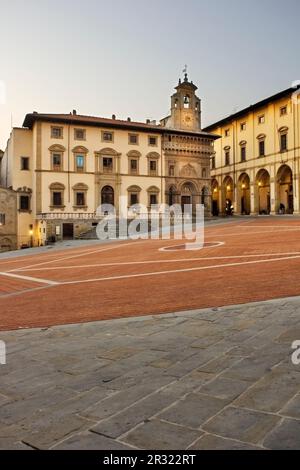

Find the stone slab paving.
xmin=0 ymin=296 xmax=300 ymax=450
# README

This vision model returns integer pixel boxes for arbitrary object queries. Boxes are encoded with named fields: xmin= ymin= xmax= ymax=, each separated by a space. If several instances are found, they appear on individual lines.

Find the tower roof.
xmin=175 ymin=73 xmax=198 ymax=91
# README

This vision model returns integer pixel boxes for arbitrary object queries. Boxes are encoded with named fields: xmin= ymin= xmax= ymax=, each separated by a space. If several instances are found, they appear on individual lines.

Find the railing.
xmin=37 ymin=213 xmax=97 ymax=220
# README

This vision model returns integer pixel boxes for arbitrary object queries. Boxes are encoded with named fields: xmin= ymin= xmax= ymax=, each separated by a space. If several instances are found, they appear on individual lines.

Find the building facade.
xmin=0 ymin=186 xmax=18 ymax=252
xmin=0 ymin=75 xmax=218 ymax=248
xmin=204 ymin=85 xmax=300 ymax=216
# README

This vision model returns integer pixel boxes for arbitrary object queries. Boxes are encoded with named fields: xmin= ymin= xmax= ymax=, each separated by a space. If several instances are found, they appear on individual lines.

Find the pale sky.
xmin=0 ymin=0 xmax=299 ymax=149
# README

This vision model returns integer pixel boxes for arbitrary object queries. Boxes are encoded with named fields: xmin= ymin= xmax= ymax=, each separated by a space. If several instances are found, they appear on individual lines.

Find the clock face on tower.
xmin=183 ymin=114 xmax=193 ymax=128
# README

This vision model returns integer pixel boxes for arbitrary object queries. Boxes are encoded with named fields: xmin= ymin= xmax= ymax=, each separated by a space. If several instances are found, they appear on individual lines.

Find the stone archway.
xmin=180 ymin=181 xmax=197 ymax=214
xmin=238 ymin=173 xmax=251 ymax=215
xmin=276 ymin=165 xmax=293 ymax=214
xmin=222 ymin=176 xmax=234 ymax=214
xmin=256 ymin=169 xmax=270 ymax=215
xmin=211 ymin=179 xmax=219 ymax=216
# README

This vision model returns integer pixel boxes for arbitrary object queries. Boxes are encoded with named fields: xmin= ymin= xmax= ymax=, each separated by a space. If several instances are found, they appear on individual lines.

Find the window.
xmin=103 ymin=157 xmax=113 ymax=173
xmin=280 ymin=133 xmax=288 ymax=152
xmin=20 ymin=195 xmax=30 ymax=211
xmin=130 ymin=159 xmax=138 ymax=174
xmin=0 ymin=214 xmax=5 ymax=226
xmin=21 ymin=157 xmax=29 ymax=170
xmin=102 ymin=131 xmax=113 ymax=142
xmin=258 ymin=115 xmax=265 ymax=124
xmin=240 ymin=122 xmax=246 ymax=131
xmin=259 ymin=139 xmax=265 ymax=157
xmin=280 ymin=106 xmax=287 ymax=116
xmin=202 ymin=168 xmax=207 ymax=178
xmin=169 ymin=165 xmax=175 ymax=176
xmin=211 ymin=156 xmax=216 ymax=169
xmin=74 ymin=128 xmax=86 ymax=140
xmin=148 ymin=136 xmax=157 ymax=146
xmin=225 ymin=129 xmax=230 ymax=137
xmin=76 ymin=192 xmax=85 ymax=206
xmin=51 ymin=126 xmax=63 ymax=138
xmin=130 ymin=193 xmax=138 ymax=205
xmin=149 ymin=160 xmax=157 ymax=175
xmin=129 ymin=134 xmax=139 ymax=145
xmin=53 ymin=192 xmax=62 ymax=207
xmin=225 ymin=151 xmax=230 ymax=166
xmin=75 ymin=154 xmax=85 ymax=172
xmin=150 ymin=194 xmax=157 ymax=205
xmin=52 ymin=152 xmax=62 ymax=171
xmin=241 ymin=146 xmax=246 ymax=162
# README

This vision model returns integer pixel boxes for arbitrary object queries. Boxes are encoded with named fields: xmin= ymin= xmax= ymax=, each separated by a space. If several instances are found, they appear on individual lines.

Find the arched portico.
xmin=222 ymin=176 xmax=234 ymax=214
xmin=256 ymin=169 xmax=270 ymax=215
xmin=211 ymin=179 xmax=219 ymax=216
xmin=276 ymin=165 xmax=293 ymax=214
xmin=237 ymin=173 xmax=251 ymax=215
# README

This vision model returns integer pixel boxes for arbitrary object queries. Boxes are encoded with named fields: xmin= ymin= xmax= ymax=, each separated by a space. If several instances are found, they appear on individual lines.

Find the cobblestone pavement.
xmin=0 ymin=296 xmax=300 ymax=450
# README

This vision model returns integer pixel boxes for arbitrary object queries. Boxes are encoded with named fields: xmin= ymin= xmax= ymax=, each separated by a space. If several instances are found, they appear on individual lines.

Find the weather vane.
xmin=183 ymin=64 xmax=188 ymax=75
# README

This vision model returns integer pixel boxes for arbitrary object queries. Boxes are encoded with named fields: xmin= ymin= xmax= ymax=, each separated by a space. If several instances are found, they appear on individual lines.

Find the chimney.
xmin=72 ymin=109 xmax=77 ymax=115
xmin=112 ymin=114 xmax=116 ymax=120
xmin=146 ymin=119 xmax=150 ymax=124
xmin=127 ymin=117 xmax=131 ymax=122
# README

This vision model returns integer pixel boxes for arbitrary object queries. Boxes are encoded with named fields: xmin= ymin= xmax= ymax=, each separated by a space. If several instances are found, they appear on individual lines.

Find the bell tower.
xmin=168 ymin=73 xmax=201 ymax=131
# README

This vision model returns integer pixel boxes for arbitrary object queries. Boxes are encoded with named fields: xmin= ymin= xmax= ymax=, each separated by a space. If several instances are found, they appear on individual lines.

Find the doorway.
xmin=63 ymin=223 xmax=74 ymax=240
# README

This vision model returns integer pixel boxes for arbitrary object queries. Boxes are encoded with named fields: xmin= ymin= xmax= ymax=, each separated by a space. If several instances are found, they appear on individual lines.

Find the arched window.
xmin=101 ymin=186 xmax=114 ymax=206
xmin=183 ymin=95 xmax=190 ymax=109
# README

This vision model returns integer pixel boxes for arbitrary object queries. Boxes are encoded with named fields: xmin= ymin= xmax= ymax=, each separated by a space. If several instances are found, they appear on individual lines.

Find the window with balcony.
xmin=149 ymin=160 xmax=157 ymax=175
xmin=129 ymin=159 xmax=138 ymax=174
xmin=52 ymin=152 xmax=62 ymax=171
xmin=103 ymin=157 xmax=113 ymax=173
xmin=75 ymin=154 xmax=85 ymax=172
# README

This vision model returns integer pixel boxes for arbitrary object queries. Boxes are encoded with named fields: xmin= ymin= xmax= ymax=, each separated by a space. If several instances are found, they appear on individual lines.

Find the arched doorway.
xmin=277 ymin=165 xmax=293 ymax=214
xmin=180 ymin=182 xmax=196 ymax=213
xmin=211 ymin=179 xmax=219 ymax=216
xmin=223 ymin=176 xmax=234 ymax=214
xmin=238 ymin=173 xmax=251 ymax=215
xmin=101 ymin=186 xmax=114 ymax=206
xmin=256 ymin=169 xmax=270 ymax=215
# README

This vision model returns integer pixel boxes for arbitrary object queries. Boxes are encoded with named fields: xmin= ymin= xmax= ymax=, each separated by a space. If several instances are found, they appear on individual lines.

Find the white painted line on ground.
xmin=0 ymin=272 xmax=59 ymax=286
xmin=10 ymin=251 xmax=300 ymax=272
xmin=59 ymin=254 xmax=300 ymax=286
xmin=11 ymin=240 xmax=147 ymax=272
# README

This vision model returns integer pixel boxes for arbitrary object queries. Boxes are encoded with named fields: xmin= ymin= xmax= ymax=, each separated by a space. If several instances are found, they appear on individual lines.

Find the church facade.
xmin=0 ymin=75 xmax=218 ymax=248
